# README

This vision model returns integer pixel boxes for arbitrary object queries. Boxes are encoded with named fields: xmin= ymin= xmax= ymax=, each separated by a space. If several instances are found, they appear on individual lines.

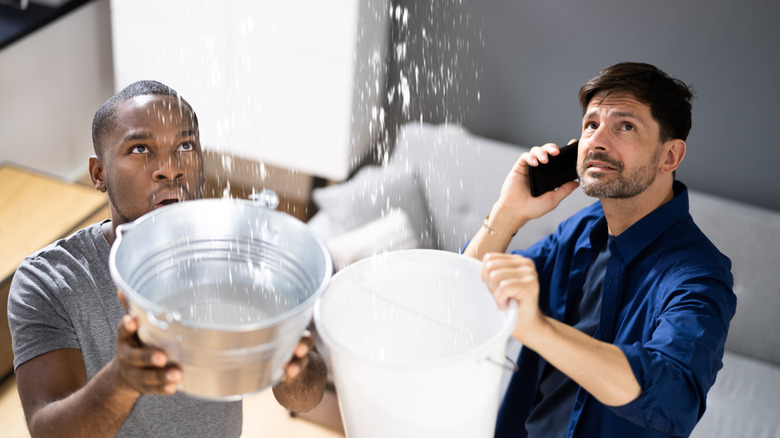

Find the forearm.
xmin=27 ymin=359 xmax=140 ymax=438
xmin=526 ymin=317 xmax=641 ymax=407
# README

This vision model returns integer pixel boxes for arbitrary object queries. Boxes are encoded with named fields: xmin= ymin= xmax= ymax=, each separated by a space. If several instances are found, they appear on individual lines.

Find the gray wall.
xmin=386 ymin=0 xmax=780 ymax=212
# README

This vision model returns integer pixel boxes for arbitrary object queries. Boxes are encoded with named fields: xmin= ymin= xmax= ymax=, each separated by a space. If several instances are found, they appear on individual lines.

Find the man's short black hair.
xmin=91 ymin=80 xmax=198 ymax=156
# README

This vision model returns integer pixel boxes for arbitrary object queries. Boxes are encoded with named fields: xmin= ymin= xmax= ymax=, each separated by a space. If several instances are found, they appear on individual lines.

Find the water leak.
xmin=140 ymin=1 xmax=485 ymax=343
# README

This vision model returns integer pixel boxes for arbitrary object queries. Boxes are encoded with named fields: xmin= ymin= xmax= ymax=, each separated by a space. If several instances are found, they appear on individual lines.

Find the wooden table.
xmin=0 ymin=163 xmax=108 ymax=378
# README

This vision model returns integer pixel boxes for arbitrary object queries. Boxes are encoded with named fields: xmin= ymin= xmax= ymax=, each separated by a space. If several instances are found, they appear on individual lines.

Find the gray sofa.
xmin=308 ymin=122 xmax=780 ymax=437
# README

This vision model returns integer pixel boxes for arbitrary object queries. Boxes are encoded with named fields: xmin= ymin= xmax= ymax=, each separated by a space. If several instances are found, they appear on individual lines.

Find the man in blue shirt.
xmin=464 ymin=62 xmax=736 ymax=437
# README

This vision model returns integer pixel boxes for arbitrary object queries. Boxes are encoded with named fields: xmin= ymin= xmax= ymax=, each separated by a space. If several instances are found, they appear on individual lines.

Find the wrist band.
xmin=482 ymin=218 xmax=497 ymax=235
xmin=483 ymin=215 xmax=518 ymax=237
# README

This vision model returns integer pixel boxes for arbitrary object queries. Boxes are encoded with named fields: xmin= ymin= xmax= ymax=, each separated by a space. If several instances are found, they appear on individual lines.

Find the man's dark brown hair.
xmin=579 ymin=62 xmax=694 ymax=142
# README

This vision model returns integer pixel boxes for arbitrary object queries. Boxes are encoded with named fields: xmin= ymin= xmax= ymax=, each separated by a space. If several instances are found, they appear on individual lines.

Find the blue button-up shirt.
xmin=495 ymin=182 xmax=737 ymax=437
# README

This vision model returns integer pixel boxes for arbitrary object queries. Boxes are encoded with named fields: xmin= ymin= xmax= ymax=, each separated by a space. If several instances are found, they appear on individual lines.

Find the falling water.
xmin=132 ymin=0 xmax=484 ymax=331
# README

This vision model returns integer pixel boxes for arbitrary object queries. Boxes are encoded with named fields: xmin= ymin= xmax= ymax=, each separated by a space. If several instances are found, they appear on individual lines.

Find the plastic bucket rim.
xmin=109 ymin=198 xmax=333 ymax=332
xmin=313 ymin=249 xmax=518 ymax=369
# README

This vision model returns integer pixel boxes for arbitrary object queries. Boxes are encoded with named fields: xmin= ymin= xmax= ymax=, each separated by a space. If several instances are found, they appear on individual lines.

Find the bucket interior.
xmin=316 ymin=249 xmax=515 ymax=365
xmin=111 ymin=200 xmax=332 ymax=329
xmin=128 ymin=236 xmax=316 ymax=325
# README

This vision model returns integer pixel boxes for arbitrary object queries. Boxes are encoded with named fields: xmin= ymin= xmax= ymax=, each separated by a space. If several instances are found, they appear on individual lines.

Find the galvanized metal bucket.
xmin=109 ymin=198 xmax=332 ymax=400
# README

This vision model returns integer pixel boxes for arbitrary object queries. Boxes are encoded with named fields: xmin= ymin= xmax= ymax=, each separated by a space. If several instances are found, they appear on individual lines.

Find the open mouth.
xmin=155 ymin=198 xmax=180 ymax=208
xmin=152 ymin=186 xmax=187 ymax=209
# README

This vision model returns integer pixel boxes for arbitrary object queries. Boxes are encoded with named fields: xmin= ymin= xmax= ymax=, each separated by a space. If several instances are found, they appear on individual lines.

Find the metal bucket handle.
xmin=115 ymin=220 xmax=137 ymax=241
xmin=486 ymin=355 xmax=520 ymax=372
xmin=145 ymin=310 xmax=181 ymax=330
xmin=248 ymin=189 xmax=279 ymax=210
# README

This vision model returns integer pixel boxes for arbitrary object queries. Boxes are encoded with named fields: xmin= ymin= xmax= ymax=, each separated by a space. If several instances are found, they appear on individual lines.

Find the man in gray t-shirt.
xmin=8 ymin=80 xmax=327 ymax=437
xmin=11 ymin=223 xmax=244 ymax=437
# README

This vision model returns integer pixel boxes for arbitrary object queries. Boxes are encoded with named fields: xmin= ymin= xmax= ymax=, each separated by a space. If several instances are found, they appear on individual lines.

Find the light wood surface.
xmin=0 ymin=374 xmax=344 ymax=437
xmin=0 ymin=164 xmax=108 ymax=282
xmin=0 ymin=164 xmax=109 ymax=378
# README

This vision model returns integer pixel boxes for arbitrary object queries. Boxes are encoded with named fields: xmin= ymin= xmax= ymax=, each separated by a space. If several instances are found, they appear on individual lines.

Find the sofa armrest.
xmin=690 ymin=351 xmax=780 ymax=438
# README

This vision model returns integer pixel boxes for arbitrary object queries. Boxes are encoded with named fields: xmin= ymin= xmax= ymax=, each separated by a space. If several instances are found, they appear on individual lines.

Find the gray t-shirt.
xmin=8 ymin=222 xmax=242 ymax=437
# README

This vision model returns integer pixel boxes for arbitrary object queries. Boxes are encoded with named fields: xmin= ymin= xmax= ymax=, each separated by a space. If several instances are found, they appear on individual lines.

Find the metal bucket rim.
xmin=109 ymin=198 xmax=333 ymax=331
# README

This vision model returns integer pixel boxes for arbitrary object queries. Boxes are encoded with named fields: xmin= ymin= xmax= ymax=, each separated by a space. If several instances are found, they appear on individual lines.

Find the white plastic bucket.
xmin=314 ymin=249 xmax=517 ymax=437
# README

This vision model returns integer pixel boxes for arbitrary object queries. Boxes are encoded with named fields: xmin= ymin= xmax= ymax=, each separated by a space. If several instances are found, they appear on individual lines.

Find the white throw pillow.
xmin=312 ymin=165 xmax=436 ymax=249
xmin=325 ymin=208 xmax=420 ymax=270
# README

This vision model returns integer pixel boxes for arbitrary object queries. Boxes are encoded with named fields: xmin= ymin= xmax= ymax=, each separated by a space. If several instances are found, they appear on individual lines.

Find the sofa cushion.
xmin=311 ymin=164 xmax=437 ymax=249
xmin=324 ymin=208 xmax=421 ymax=270
xmin=690 ymin=351 xmax=780 ymax=438
xmin=391 ymin=122 xmax=594 ymax=252
xmin=688 ymin=191 xmax=780 ymax=366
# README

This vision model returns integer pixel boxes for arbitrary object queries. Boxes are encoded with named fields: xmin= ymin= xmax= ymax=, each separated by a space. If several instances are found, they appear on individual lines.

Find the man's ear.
xmin=89 ymin=155 xmax=107 ymax=193
xmin=660 ymin=139 xmax=686 ymax=175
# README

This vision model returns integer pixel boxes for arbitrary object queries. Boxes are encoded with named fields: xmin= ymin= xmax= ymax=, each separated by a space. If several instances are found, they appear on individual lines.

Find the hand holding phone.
xmin=527 ymin=142 xmax=579 ymax=197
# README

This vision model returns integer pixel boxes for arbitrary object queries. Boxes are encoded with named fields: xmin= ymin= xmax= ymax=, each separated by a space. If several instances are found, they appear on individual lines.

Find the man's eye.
xmin=130 ymin=145 xmax=149 ymax=154
xmin=623 ymin=123 xmax=636 ymax=131
xmin=584 ymin=122 xmax=598 ymax=130
xmin=177 ymin=141 xmax=195 ymax=152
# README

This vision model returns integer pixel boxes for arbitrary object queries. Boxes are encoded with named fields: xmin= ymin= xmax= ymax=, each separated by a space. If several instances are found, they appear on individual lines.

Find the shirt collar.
xmin=588 ymin=181 xmax=690 ymax=263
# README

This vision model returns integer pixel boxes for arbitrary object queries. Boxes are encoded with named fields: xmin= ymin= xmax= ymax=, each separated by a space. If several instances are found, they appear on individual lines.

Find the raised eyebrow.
xmin=583 ymin=110 xmax=602 ymax=123
xmin=583 ymin=110 xmax=643 ymax=123
xmin=122 ymin=132 xmax=153 ymax=143
xmin=177 ymin=129 xmax=197 ymax=139
xmin=123 ymin=130 xmax=197 ymax=143
xmin=612 ymin=111 xmax=641 ymax=121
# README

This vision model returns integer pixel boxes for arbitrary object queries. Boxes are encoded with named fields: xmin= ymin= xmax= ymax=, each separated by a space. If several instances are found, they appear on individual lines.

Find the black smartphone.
xmin=528 ymin=141 xmax=579 ymax=197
